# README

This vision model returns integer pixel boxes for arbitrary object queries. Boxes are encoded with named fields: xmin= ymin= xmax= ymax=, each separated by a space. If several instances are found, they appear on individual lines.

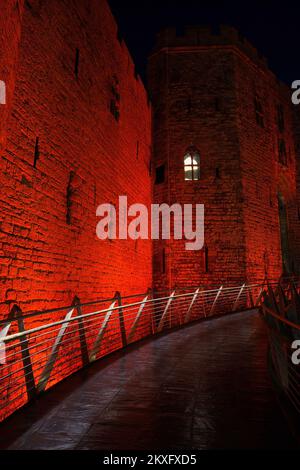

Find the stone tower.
xmin=148 ymin=25 xmax=300 ymax=292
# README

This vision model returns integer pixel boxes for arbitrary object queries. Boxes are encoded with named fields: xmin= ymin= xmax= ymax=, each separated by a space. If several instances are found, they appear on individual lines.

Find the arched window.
xmin=277 ymin=193 xmax=291 ymax=273
xmin=184 ymin=147 xmax=200 ymax=181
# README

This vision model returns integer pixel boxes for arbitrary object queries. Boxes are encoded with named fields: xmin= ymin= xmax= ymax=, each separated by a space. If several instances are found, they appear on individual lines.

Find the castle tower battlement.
xmin=151 ymin=25 xmax=268 ymax=70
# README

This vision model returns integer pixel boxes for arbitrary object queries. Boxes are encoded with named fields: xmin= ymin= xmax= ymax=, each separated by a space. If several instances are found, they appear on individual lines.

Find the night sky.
xmin=109 ymin=0 xmax=299 ymax=86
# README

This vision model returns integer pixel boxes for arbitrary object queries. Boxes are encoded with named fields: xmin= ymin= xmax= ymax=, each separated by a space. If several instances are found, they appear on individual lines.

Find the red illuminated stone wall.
xmin=234 ymin=46 xmax=300 ymax=282
xmin=0 ymin=0 xmax=152 ymax=318
xmin=1 ymin=3 xmax=300 ymax=423
xmin=148 ymin=26 xmax=300 ymax=291
xmin=292 ymin=107 xmax=300 ymax=271
xmin=0 ymin=0 xmax=24 ymax=155
xmin=1 ymin=6 xmax=300 ymax=314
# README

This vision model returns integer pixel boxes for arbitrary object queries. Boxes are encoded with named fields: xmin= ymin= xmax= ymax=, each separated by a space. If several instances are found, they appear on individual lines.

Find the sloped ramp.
xmin=0 ymin=310 xmax=296 ymax=450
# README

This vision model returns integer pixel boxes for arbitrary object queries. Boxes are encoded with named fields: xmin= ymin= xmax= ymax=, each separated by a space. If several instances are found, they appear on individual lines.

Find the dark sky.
xmin=109 ymin=0 xmax=299 ymax=86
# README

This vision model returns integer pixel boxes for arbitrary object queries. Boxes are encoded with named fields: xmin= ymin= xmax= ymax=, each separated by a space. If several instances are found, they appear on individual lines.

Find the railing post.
xmin=291 ymin=280 xmax=300 ymax=303
xmin=255 ymin=288 xmax=264 ymax=307
xmin=248 ymin=285 xmax=254 ymax=308
xmin=209 ymin=286 xmax=223 ymax=316
xmin=232 ymin=283 xmax=245 ymax=311
xmin=0 ymin=322 xmax=11 ymax=365
xmin=37 ymin=307 xmax=74 ymax=392
xmin=73 ymin=296 xmax=89 ymax=366
xmin=291 ymin=278 xmax=299 ymax=296
xmin=157 ymin=290 xmax=175 ymax=332
xmin=115 ymin=291 xmax=127 ymax=348
xmin=10 ymin=305 xmax=36 ymax=401
xmin=267 ymin=282 xmax=281 ymax=315
xmin=254 ymin=278 xmax=267 ymax=307
xmin=150 ymin=288 xmax=157 ymax=334
xmin=184 ymin=288 xmax=200 ymax=323
xmin=127 ymin=291 xmax=149 ymax=343
xmin=89 ymin=300 xmax=117 ymax=362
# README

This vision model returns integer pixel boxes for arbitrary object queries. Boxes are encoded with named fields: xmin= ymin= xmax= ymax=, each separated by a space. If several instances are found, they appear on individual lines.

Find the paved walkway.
xmin=0 ymin=310 xmax=297 ymax=450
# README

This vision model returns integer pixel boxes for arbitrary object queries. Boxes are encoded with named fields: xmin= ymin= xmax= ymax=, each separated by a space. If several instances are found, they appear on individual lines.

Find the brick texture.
xmin=1 ymin=8 xmax=300 ymax=422
xmin=148 ymin=25 xmax=300 ymax=291
xmin=0 ymin=0 xmax=152 ymax=318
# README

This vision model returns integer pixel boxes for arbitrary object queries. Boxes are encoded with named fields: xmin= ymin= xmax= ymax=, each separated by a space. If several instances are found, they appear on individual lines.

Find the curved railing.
xmin=0 ymin=281 xmax=269 ymax=422
xmin=261 ymin=280 xmax=300 ymax=418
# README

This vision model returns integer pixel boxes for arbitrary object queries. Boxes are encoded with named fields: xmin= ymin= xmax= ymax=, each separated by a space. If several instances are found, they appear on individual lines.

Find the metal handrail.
xmin=1 ymin=284 xmax=263 ymax=343
xmin=262 ymin=305 xmax=300 ymax=331
xmin=0 ymin=281 xmax=269 ymax=422
xmin=0 ymin=279 xmax=285 ymax=326
xmin=261 ymin=280 xmax=300 ymax=421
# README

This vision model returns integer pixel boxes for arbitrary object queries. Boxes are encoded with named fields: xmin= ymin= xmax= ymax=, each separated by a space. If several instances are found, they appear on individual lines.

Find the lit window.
xmin=184 ymin=148 xmax=200 ymax=181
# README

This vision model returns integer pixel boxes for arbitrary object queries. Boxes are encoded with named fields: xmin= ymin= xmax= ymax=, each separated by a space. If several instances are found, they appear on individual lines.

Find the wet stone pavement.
xmin=0 ymin=310 xmax=297 ymax=450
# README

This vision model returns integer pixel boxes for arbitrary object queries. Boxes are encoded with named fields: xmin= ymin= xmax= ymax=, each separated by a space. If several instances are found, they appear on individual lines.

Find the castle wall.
xmin=1 ymin=9 xmax=299 ymax=312
xmin=0 ymin=0 xmax=152 ymax=317
xmin=1 ymin=8 xmax=300 ymax=422
xmin=234 ymin=54 xmax=300 ymax=282
xmin=292 ymin=107 xmax=300 ymax=273
xmin=0 ymin=0 xmax=25 ymax=153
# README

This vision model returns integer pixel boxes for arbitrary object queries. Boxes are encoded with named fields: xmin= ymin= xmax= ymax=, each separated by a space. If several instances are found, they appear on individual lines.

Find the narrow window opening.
xmin=33 ymin=137 xmax=39 ymax=168
xmin=110 ymin=76 xmax=120 ymax=121
xmin=110 ymin=99 xmax=120 ymax=121
xmin=136 ymin=140 xmax=139 ymax=159
xmin=278 ymin=138 xmax=287 ymax=166
xmin=254 ymin=94 xmax=264 ymax=128
xmin=263 ymin=250 xmax=269 ymax=276
xmin=155 ymin=164 xmax=165 ymax=184
xmin=269 ymin=188 xmax=273 ymax=207
xmin=74 ymin=48 xmax=80 ymax=79
xmin=278 ymin=193 xmax=291 ymax=273
xmin=162 ymin=248 xmax=166 ymax=274
xmin=215 ymin=167 xmax=220 ymax=179
xmin=66 ymin=171 xmax=75 ymax=225
xmin=204 ymin=246 xmax=209 ymax=273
